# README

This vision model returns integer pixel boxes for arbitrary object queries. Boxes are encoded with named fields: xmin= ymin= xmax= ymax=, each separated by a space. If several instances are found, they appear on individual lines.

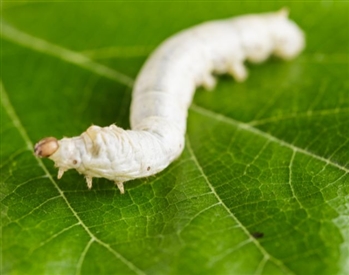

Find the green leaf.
xmin=1 ymin=2 xmax=348 ymax=275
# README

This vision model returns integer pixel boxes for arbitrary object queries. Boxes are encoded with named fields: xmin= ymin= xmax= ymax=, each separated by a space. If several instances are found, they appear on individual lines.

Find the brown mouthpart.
xmin=34 ymin=137 xmax=59 ymax=157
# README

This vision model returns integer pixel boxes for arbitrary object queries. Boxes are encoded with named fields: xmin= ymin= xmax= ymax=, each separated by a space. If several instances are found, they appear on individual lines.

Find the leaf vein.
xmin=12 ymin=195 xmax=61 ymax=223
xmin=190 ymin=104 xmax=349 ymax=174
xmin=30 ymin=222 xmax=81 ymax=255
xmin=1 ymin=82 xmax=145 ymax=275
xmin=76 ymin=238 xmax=94 ymax=275
xmin=186 ymin=136 xmax=295 ymax=275
xmin=288 ymin=150 xmax=304 ymax=208
xmin=248 ymin=107 xmax=349 ymax=126
xmin=1 ymin=22 xmax=134 ymax=87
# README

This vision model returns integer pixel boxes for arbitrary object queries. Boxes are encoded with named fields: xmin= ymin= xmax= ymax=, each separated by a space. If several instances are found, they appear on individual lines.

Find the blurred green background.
xmin=1 ymin=1 xmax=348 ymax=275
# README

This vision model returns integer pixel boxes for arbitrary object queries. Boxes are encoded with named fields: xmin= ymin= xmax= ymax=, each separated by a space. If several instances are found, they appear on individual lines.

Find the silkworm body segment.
xmin=34 ymin=9 xmax=305 ymax=193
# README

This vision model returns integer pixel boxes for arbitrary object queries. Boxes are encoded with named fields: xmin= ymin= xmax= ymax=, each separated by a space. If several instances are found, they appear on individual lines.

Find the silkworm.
xmin=34 ymin=9 xmax=305 ymax=193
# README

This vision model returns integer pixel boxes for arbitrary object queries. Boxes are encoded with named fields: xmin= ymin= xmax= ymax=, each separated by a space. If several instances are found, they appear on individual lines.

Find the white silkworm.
xmin=34 ymin=9 xmax=305 ymax=193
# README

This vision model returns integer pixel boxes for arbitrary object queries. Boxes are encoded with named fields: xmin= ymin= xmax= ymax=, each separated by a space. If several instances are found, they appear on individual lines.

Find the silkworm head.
xmin=34 ymin=137 xmax=59 ymax=157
